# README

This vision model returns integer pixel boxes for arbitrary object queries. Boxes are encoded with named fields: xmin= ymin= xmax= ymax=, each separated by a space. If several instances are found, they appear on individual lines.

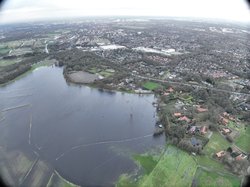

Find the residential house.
xmin=179 ymin=116 xmax=191 ymax=123
xmin=235 ymin=154 xmax=247 ymax=161
xmin=219 ymin=116 xmax=229 ymax=125
xmin=166 ymin=87 xmax=174 ymax=93
xmin=189 ymin=126 xmax=197 ymax=134
xmin=174 ymin=112 xmax=182 ymax=117
xmin=223 ymin=112 xmax=230 ymax=118
xmin=222 ymin=128 xmax=231 ymax=134
xmin=216 ymin=151 xmax=226 ymax=158
xmin=197 ymin=105 xmax=208 ymax=113
xmin=200 ymin=126 xmax=208 ymax=135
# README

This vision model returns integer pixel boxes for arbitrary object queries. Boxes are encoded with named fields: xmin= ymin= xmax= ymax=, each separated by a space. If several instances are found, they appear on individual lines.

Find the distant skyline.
xmin=0 ymin=0 xmax=249 ymax=23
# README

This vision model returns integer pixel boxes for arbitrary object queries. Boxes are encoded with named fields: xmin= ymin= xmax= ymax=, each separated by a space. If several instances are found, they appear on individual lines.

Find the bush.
xmin=225 ymin=134 xmax=234 ymax=143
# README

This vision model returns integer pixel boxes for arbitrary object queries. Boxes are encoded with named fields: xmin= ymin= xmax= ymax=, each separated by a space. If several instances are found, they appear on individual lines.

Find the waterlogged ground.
xmin=117 ymin=145 xmax=241 ymax=187
xmin=0 ymin=66 xmax=165 ymax=186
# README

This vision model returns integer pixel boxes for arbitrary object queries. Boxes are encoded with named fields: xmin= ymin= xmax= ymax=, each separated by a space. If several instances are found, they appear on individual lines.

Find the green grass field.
xmin=193 ymin=167 xmax=240 ymax=187
xmin=140 ymin=145 xmax=197 ymax=187
xmin=88 ymin=67 xmax=100 ymax=74
xmin=203 ymin=132 xmax=231 ymax=156
xmin=142 ymin=81 xmax=160 ymax=90
xmin=116 ymin=142 xmax=242 ymax=187
xmin=116 ymin=145 xmax=197 ymax=187
xmin=87 ymin=67 xmax=115 ymax=78
xmin=228 ymin=121 xmax=245 ymax=133
xmin=99 ymin=70 xmax=114 ymax=78
xmin=196 ymin=155 xmax=227 ymax=173
xmin=235 ymin=126 xmax=250 ymax=152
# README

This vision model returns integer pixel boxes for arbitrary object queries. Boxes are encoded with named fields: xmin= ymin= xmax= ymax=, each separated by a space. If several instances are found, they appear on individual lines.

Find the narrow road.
xmin=45 ymin=43 xmax=49 ymax=54
xmin=131 ymin=74 xmax=250 ymax=96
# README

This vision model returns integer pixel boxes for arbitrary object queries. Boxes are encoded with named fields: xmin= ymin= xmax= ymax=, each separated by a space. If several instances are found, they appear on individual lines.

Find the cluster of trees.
xmin=0 ymin=52 xmax=47 ymax=84
xmin=191 ymin=84 xmax=236 ymax=115
xmin=53 ymin=49 xmax=112 ymax=73
xmin=0 ymin=64 xmax=31 ymax=84
xmin=177 ymin=139 xmax=203 ymax=155
xmin=221 ymin=152 xmax=250 ymax=175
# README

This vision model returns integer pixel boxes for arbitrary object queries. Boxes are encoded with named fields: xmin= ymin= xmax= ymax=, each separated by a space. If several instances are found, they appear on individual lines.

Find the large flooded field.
xmin=0 ymin=66 xmax=164 ymax=186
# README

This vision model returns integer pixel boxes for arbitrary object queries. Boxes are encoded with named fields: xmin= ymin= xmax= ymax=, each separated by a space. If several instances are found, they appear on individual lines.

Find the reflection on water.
xmin=0 ymin=66 xmax=165 ymax=186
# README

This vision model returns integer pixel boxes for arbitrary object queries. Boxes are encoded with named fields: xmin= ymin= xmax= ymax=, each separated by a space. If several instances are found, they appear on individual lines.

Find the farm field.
xmin=140 ymin=145 xmax=197 ymax=187
xmin=195 ymin=155 xmax=227 ymax=173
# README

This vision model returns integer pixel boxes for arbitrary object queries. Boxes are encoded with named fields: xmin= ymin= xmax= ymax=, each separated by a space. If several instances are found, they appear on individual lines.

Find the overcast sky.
xmin=0 ymin=0 xmax=249 ymax=23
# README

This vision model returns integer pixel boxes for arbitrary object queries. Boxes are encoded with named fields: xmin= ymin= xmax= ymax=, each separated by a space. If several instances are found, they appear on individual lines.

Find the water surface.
xmin=0 ymin=66 xmax=164 ymax=186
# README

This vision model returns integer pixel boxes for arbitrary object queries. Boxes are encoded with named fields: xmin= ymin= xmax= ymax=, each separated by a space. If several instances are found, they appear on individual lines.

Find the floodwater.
xmin=0 ymin=66 xmax=165 ymax=186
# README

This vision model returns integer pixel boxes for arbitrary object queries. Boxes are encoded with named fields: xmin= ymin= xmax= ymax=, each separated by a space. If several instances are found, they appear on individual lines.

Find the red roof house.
xmin=174 ymin=112 xmax=182 ymax=117
xmin=200 ymin=126 xmax=208 ymax=135
xmin=179 ymin=116 xmax=191 ymax=123
xmin=197 ymin=105 xmax=208 ymax=113
xmin=166 ymin=87 xmax=174 ymax=93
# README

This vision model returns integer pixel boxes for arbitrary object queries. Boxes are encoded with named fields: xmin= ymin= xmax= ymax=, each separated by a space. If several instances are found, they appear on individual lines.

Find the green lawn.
xmin=142 ymin=81 xmax=160 ymax=90
xmin=140 ymin=145 xmax=197 ymax=187
xmin=99 ymin=70 xmax=113 ymax=78
xmin=196 ymin=155 xmax=227 ymax=173
xmin=204 ymin=132 xmax=231 ymax=156
xmin=228 ymin=121 xmax=245 ymax=133
xmin=235 ymin=126 xmax=250 ymax=153
xmin=193 ymin=167 xmax=240 ymax=187
xmin=88 ymin=67 xmax=100 ymax=74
